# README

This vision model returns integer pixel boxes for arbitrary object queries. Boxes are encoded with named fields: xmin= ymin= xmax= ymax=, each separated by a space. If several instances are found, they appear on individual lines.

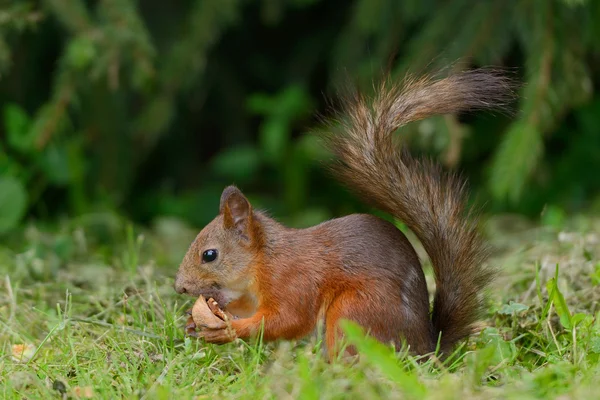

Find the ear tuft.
xmin=220 ymin=185 xmax=253 ymax=239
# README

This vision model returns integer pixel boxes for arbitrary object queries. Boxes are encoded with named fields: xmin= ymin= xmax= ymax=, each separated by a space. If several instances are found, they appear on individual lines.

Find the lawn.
xmin=1 ymin=213 xmax=599 ymax=399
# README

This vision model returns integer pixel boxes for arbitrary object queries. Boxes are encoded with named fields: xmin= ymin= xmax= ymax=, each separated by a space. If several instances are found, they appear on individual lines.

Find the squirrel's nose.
xmin=174 ymin=275 xmax=187 ymax=294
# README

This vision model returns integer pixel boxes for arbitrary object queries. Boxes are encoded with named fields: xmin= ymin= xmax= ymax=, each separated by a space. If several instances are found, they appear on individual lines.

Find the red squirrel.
xmin=174 ymin=70 xmax=511 ymax=357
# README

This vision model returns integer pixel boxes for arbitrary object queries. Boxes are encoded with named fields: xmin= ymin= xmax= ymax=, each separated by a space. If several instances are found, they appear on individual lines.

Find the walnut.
xmin=185 ymin=296 xmax=234 ymax=339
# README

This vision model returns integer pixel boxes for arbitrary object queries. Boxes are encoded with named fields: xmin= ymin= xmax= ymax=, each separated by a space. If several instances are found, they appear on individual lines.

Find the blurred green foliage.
xmin=0 ymin=0 xmax=599 ymax=234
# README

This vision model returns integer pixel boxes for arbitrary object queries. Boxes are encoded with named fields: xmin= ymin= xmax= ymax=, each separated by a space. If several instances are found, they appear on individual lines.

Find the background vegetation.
xmin=1 ymin=0 xmax=599 ymax=234
xmin=1 ymin=0 xmax=600 ymax=398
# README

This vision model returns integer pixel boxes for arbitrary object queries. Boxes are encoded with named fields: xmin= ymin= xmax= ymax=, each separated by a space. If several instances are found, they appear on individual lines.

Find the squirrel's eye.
xmin=202 ymin=249 xmax=218 ymax=263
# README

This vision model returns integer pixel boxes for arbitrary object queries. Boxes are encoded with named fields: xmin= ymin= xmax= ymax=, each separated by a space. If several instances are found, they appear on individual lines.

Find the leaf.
xmin=570 ymin=313 xmax=588 ymax=328
xmin=297 ymin=352 xmax=320 ymax=400
xmin=259 ymin=116 xmax=289 ymax=164
xmin=468 ymin=342 xmax=498 ymax=385
xmin=3 ymin=104 xmax=35 ymax=152
xmin=541 ymin=205 xmax=566 ymax=229
xmin=277 ymin=85 xmax=313 ymax=120
xmin=65 ymin=36 xmax=97 ymax=69
xmin=590 ymin=337 xmax=600 ymax=354
xmin=253 ymin=85 xmax=313 ymax=165
xmin=0 ymin=143 xmax=25 ymax=177
xmin=247 ymin=93 xmax=274 ymax=115
xmin=39 ymin=144 xmax=72 ymax=184
xmin=489 ymin=120 xmax=543 ymax=203
xmin=497 ymin=301 xmax=530 ymax=315
xmin=0 ymin=175 xmax=28 ymax=234
xmin=283 ymin=146 xmax=308 ymax=213
xmin=562 ymin=0 xmax=587 ymax=6
xmin=210 ymin=145 xmax=261 ymax=182
xmin=546 ymin=276 xmax=572 ymax=329
xmin=297 ymin=134 xmax=331 ymax=162
xmin=591 ymin=263 xmax=600 ymax=285
xmin=477 ymin=327 xmax=517 ymax=364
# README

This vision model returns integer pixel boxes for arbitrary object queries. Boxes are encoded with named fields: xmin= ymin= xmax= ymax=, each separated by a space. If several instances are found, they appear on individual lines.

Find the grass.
xmin=1 ymin=212 xmax=599 ymax=399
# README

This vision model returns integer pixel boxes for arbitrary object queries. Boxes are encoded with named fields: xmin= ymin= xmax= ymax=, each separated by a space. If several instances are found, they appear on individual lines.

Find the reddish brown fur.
xmin=174 ymin=69 xmax=511 ymax=358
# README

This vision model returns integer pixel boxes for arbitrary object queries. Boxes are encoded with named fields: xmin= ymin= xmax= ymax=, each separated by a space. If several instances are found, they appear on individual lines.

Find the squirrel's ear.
xmin=220 ymin=186 xmax=254 ymax=239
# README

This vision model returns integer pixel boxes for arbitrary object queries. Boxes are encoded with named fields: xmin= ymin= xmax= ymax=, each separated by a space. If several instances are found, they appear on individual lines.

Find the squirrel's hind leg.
xmin=324 ymin=286 xmax=432 ymax=359
xmin=323 ymin=289 xmax=402 ymax=361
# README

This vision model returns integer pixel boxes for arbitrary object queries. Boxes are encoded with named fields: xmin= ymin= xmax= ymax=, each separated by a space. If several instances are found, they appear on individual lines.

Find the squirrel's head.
xmin=174 ymin=185 xmax=261 ymax=307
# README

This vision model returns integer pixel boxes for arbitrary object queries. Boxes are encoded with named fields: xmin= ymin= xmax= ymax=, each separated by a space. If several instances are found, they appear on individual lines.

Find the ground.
xmin=1 ymin=213 xmax=599 ymax=399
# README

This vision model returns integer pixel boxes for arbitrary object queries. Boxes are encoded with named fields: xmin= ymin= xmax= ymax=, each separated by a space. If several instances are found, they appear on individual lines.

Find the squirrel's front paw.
xmin=185 ymin=313 xmax=199 ymax=337
xmin=197 ymin=326 xmax=237 ymax=344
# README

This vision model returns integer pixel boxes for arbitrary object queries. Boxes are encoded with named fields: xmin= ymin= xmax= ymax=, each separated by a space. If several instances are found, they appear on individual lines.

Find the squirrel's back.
xmin=324 ymin=70 xmax=513 ymax=352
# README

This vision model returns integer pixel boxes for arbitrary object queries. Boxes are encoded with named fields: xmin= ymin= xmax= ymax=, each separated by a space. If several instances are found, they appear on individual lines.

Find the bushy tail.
xmin=324 ymin=70 xmax=512 ymax=352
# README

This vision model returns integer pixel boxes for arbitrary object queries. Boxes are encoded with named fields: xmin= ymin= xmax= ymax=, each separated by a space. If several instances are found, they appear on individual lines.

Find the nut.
xmin=191 ymin=295 xmax=226 ymax=330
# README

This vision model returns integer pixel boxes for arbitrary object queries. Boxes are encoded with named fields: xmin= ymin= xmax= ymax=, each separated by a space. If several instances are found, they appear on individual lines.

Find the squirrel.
xmin=174 ymin=69 xmax=512 ymax=357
